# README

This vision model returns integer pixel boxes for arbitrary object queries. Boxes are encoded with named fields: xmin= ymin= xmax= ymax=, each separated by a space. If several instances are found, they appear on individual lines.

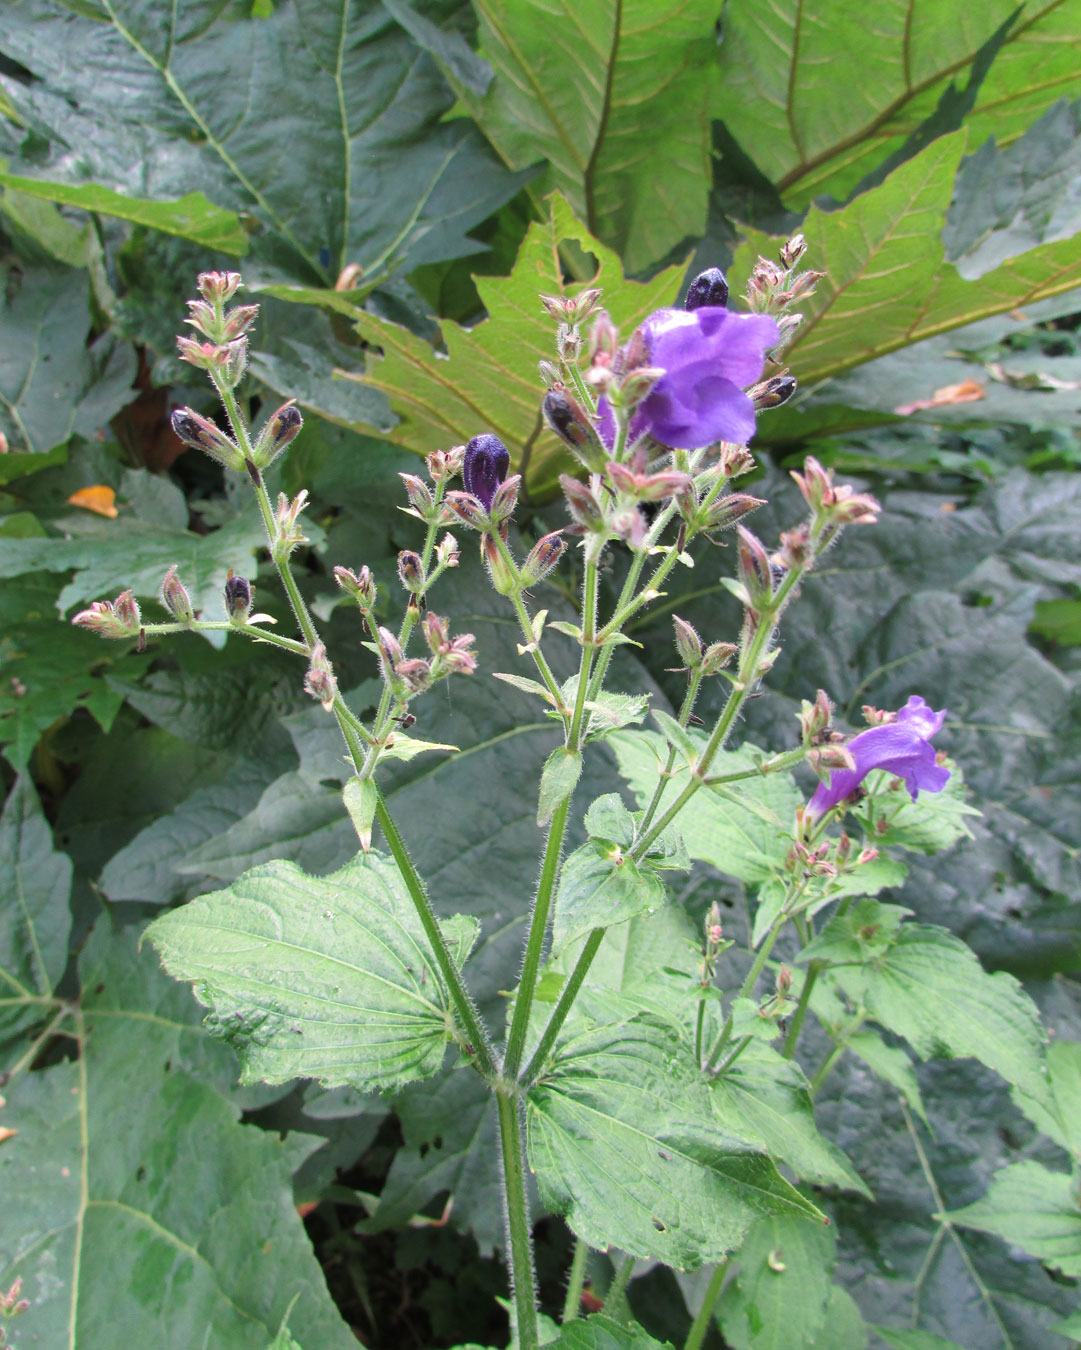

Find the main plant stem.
xmin=498 ymin=1091 xmax=538 ymax=1349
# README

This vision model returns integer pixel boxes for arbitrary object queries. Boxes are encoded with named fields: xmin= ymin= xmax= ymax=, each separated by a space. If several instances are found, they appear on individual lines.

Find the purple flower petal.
xmin=808 ymin=695 xmax=950 ymax=818
xmin=463 ymin=434 xmax=510 ymax=511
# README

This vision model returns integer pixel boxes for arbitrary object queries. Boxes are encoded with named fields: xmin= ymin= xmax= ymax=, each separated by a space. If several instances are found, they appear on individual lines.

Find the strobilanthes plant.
xmin=74 ymin=247 xmax=978 ymax=1350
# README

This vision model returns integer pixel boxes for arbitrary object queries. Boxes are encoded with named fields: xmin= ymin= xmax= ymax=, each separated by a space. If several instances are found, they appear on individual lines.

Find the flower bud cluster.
xmin=790 ymin=456 xmax=880 ymax=529
xmin=303 ymin=642 xmax=337 ymax=711
xmin=745 ymin=235 xmax=824 ymax=320
xmin=73 ymin=590 xmax=142 ymax=639
xmin=272 ymin=490 xmax=310 ymax=562
xmin=335 ymin=564 xmax=377 ymax=613
xmin=376 ymin=615 xmax=478 ymax=700
xmin=671 ymin=616 xmax=737 ymax=677
xmin=699 ymin=900 xmax=732 ymax=987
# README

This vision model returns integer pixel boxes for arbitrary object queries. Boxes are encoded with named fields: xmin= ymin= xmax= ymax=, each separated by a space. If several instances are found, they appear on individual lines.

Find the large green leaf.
xmin=0 ymin=0 xmax=528 ymax=288
xmin=0 ymin=261 xmax=135 ymax=454
xmin=608 ymin=730 xmax=800 ymax=884
xmin=947 ymin=1160 xmax=1081 ymax=1277
xmin=552 ymin=841 xmax=666 ymax=955
xmin=714 ymin=0 xmax=1081 ymax=205
xmin=729 ymin=133 xmax=1081 ymax=389
xmin=0 ymin=776 xmax=71 ymax=1051
xmin=342 ymin=193 xmax=687 ymax=493
xmin=836 ymin=923 xmax=1049 ymax=1102
xmin=0 ymin=171 xmax=249 ymax=254
xmin=0 ymin=924 xmax=355 ymax=1348
xmin=549 ymin=1315 xmax=674 ymax=1349
xmin=145 ymin=853 xmax=469 ymax=1093
xmin=443 ymin=0 xmax=716 ymax=272
xmin=1012 ymin=1040 xmax=1081 ymax=1162
xmin=526 ymin=1014 xmax=826 ymax=1268
xmin=715 ymin=1210 xmax=837 ymax=1350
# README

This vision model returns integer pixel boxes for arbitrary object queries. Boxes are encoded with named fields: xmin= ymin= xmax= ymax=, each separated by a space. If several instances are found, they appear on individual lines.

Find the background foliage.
xmin=1 ymin=1 xmax=1080 ymax=1347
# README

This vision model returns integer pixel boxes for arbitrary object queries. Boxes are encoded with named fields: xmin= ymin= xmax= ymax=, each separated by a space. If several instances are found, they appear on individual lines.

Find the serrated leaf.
xmin=946 ymin=1160 xmax=1081 ymax=1276
xmin=808 ymin=1287 xmax=868 ymax=1350
xmin=538 ymin=746 xmax=583 ymax=826
xmin=610 ymin=729 xmax=799 ymax=884
xmin=145 ymin=853 xmax=464 ymax=1093
xmin=0 ymin=776 xmax=71 ymax=1050
xmin=854 ymin=770 xmax=978 ymax=856
xmin=715 ymin=1210 xmax=836 ymax=1350
xmin=343 ymin=775 xmax=378 ymax=853
xmin=448 ymin=0 xmax=716 ymax=272
xmin=730 ymin=133 xmax=1081 ymax=391
xmin=342 ymin=193 xmax=687 ymax=494
xmin=837 ymin=923 xmax=1049 ymax=1101
xmin=709 ymin=1040 xmax=869 ymax=1196
xmin=0 ymin=171 xmax=248 ymax=253
xmin=526 ymin=1014 xmax=826 ymax=1269
xmin=551 ymin=840 xmax=666 ymax=955
xmin=799 ymin=899 xmax=914 ymax=966
xmin=715 ymin=0 xmax=1081 ymax=206
xmin=0 ymin=925 xmax=355 ymax=1347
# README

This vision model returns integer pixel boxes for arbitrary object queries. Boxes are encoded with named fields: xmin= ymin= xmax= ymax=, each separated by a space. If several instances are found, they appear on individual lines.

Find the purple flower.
xmin=599 ymin=306 xmax=779 ymax=451
xmin=463 ymin=434 xmax=509 ymax=511
xmin=807 ymin=696 xmax=950 ymax=819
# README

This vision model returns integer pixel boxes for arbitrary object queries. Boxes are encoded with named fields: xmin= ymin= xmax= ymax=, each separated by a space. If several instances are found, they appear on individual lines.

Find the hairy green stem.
xmin=703 ymin=911 xmax=788 ymax=1071
xmin=683 ymin=1258 xmax=728 ymax=1350
xmin=635 ymin=669 xmax=704 ymax=840
xmin=782 ymin=960 xmax=822 ymax=1059
xmin=808 ymin=1044 xmax=845 ymax=1097
xmin=520 ymin=927 xmax=604 ymax=1086
xmin=497 ymin=1092 xmax=539 ymax=1350
xmin=604 ymin=1255 xmax=636 ymax=1321
xmin=562 ymin=1237 xmax=590 ymax=1324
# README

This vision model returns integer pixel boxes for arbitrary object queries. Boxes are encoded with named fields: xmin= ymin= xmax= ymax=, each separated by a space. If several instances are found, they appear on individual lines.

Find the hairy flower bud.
xmin=463 ymin=434 xmax=510 ymax=513
xmin=684 ymin=266 xmax=729 ymax=311
xmin=160 ymin=565 xmax=194 ymax=624
xmin=435 ymin=532 xmax=460 ymax=568
xmin=197 ymin=271 xmax=242 ymax=305
xmin=222 ymin=303 xmax=260 ymax=340
xmin=489 ymin=473 xmax=521 ymax=526
xmin=397 ymin=549 xmax=425 ymax=594
xmin=170 ymin=407 xmax=244 ymax=472
xmin=737 ymin=525 xmax=774 ymax=609
xmin=252 ymin=401 xmax=302 ymax=467
xmin=396 ymin=658 xmax=433 ymax=693
xmin=377 ymin=626 xmax=403 ymax=670
xmin=482 ymin=531 xmax=519 ymax=595
xmin=272 ymin=489 xmax=310 ymax=560
xmin=399 ymin=472 xmax=436 ymax=519
xmin=543 ymin=385 xmax=605 ymax=467
xmin=303 ymin=641 xmax=337 ymax=711
xmin=751 ymin=374 xmax=798 ymax=410
xmin=72 ymin=593 xmax=141 ymax=639
xmin=800 ymin=689 xmax=834 ymax=745
xmin=702 ymin=641 xmax=737 ymax=676
xmin=559 ymin=473 xmax=607 ymax=532
xmin=224 ymin=571 xmax=252 ymax=622
xmin=519 ymin=530 xmax=567 ymax=587
xmin=672 ymin=615 xmax=703 ymax=669
xmin=334 ymin=564 xmax=377 ymax=611
xmin=425 ymin=446 xmax=464 ymax=484
xmin=780 ymin=234 xmax=807 ymax=268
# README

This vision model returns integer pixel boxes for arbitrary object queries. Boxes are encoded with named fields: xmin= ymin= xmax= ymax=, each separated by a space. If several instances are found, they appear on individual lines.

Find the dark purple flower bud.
xmin=543 ymin=385 xmax=604 ymax=466
xmin=171 ymin=407 xmax=244 ymax=471
xmin=807 ymin=696 xmax=950 ymax=819
xmin=684 ymin=267 xmax=729 ymax=311
xmin=463 ymin=434 xmax=510 ymax=512
xmin=224 ymin=570 xmax=252 ymax=622
xmin=397 ymin=550 xmax=425 ymax=594
xmin=752 ymin=374 xmax=798 ymax=410
xmin=252 ymin=401 xmax=302 ymax=467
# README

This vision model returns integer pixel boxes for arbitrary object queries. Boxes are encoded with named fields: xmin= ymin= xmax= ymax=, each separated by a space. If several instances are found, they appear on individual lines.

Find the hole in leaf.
xmin=652 ymin=1218 xmax=666 ymax=1232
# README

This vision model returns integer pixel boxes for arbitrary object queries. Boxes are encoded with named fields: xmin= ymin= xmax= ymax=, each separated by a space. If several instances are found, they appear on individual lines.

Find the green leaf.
xmin=343 ymin=775 xmax=378 ymax=853
xmin=838 ymin=923 xmax=1050 ymax=1101
xmin=526 ymin=1014 xmax=826 ymax=1269
xmin=730 ymin=134 xmax=1081 ymax=391
xmin=0 ymin=171 xmax=249 ymax=254
xmin=799 ymin=899 xmax=914 ymax=966
xmin=0 ymin=505 xmax=268 ymax=629
xmin=0 ymin=925 xmax=355 ymax=1347
xmin=548 ymin=1314 xmax=674 ymax=1349
xmin=0 ymin=776 xmax=71 ymax=1048
xmin=145 ymin=853 xmax=465 ymax=1093
xmin=1 ymin=0 xmax=528 ymax=289
xmin=551 ymin=840 xmax=666 ymax=955
xmin=609 ymin=730 xmax=800 ymax=884
xmin=343 ymin=193 xmax=687 ymax=494
xmin=714 ymin=0 xmax=1081 ymax=206
xmin=0 ymin=261 xmax=135 ymax=454
xmin=947 ymin=1160 xmax=1081 ymax=1276
xmin=715 ymin=1210 xmax=836 ymax=1350
xmin=854 ymin=770 xmax=978 ymax=856
xmin=538 ymin=746 xmax=583 ymax=826
xmin=1050 ymin=1309 xmax=1081 ymax=1339
xmin=807 ymin=1287 xmax=868 ymax=1350
xmin=0 ymin=574 xmax=150 ymax=769
xmin=709 ymin=1040 xmax=870 ymax=1196
xmin=1012 ymin=1039 xmax=1081 ymax=1161
xmin=447 ymin=0 xmax=716 ymax=272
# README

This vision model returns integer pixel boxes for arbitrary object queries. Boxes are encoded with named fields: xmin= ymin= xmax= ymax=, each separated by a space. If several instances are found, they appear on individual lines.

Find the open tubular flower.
xmin=463 ymin=434 xmax=510 ymax=512
xmin=598 ymin=301 xmax=779 ymax=451
xmin=807 ymin=696 xmax=950 ymax=819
